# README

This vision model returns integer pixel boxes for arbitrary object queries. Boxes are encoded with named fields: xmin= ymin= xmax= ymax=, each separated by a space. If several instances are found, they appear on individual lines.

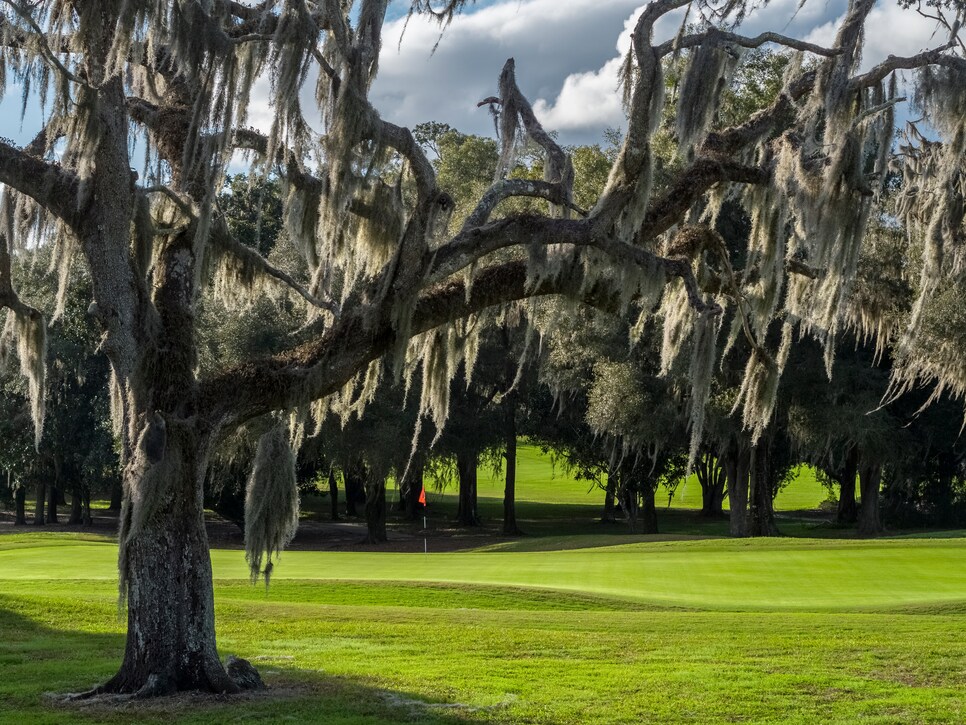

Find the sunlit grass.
xmin=1 ymin=533 xmax=965 ymax=723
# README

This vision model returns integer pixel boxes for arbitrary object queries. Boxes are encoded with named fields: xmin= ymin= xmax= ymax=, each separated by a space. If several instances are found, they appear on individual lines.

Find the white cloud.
xmin=368 ymin=0 xmax=950 ymax=146
xmin=371 ymin=0 xmax=644 ymax=143
xmin=805 ymin=3 xmax=949 ymax=70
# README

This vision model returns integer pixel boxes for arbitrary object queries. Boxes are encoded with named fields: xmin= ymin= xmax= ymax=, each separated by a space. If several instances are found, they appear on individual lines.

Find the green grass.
xmin=392 ymin=445 xmax=831 ymax=536
xmin=1 ymin=532 xmax=966 ymax=723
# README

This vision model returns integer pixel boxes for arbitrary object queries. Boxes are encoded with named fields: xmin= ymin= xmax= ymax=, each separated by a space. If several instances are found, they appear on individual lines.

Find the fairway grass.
xmin=1 ymin=533 xmax=965 ymax=723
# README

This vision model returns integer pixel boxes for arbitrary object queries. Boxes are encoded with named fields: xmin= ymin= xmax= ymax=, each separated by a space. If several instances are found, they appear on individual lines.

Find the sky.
xmin=0 ymin=0 xmax=951 ymax=149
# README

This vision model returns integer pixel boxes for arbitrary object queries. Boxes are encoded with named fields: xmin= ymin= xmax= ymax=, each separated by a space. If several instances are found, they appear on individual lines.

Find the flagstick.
xmin=423 ymin=515 xmax=427 ymax=554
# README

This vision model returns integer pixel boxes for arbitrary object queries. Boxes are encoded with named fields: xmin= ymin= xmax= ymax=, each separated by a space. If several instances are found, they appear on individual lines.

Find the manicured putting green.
xmin=2 ymin=535 xmax=964 ymax=612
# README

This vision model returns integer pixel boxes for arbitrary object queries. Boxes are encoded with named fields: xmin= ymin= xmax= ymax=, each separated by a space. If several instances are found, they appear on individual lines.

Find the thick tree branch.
xmin=655 ymin=30 xmax=839 ymax=59
xmin=0 ymin=139 xmax=80 ymax=231
xmin=462 ymin=179 xmax=587 ymax=232
xmin=0 ymin=233 xmax=41 ymax=319
xmin=849 ymin=44 xmax=961 ymax=89
xmin=200 ymin=238 xmax=717 ymax=427
xmin=637 ymin=157 xmax=768 ymax=242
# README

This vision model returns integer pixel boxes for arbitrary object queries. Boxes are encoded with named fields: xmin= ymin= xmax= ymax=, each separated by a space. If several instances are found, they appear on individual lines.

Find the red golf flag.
xmin=418 ymin=486 xmax=426 ymax=505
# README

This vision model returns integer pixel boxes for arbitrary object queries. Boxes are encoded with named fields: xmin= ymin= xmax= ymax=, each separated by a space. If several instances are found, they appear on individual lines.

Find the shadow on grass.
xmin=0 ymin=598 xmax=503 ymax=725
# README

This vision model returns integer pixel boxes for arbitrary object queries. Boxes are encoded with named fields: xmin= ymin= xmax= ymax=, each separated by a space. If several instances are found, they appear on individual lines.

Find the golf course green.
xmin=1 ymin=530 xmax=965 ymax=724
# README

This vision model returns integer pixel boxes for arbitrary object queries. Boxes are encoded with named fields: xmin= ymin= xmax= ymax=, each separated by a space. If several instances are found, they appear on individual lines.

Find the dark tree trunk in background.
xmin=364 ymin=477 xmax=388 ymax=544
xmin=836 ymin=446 xmax=859 ymax=524
xmin=502 ymin=399 xmax=522 ymax=535
xmin=601 ymin=468 xmax=617 ymax=523
xmin=728 ymin=447 xmax=750 ymax=537
xmin=109 ymin=479 xmax=123 ymax=511
xmin=82 ymin=490 xmax=93 ymax=526
xmin=14 ymin=485 xmax=27 ymax=525
xmin=328 ymin=470 xmax=340 ymax=521
xmin=33 ymin=478 xmax=45 ymax=525
xmin=749 ymin=445 xmax=779 ymax=536
xmin=70 ymin=490 xmax=83 ymax=524
xmin=402 ymin=464 xmax=424 ymax=521
xmin=617 ymin=465 xmax=639 ymax=532
xmin=640 ymin=485 xmax=658 ymax=535
xmin=857 ymin=462 xmax=882 ymax=537
xmin=46 ymin=483 xmax=59 ymax=524
xmin=696 ymin=452 xmax=726 ymax=517
xmin=710 ymin=472 xmax=727 ymax=516
xmin=344 ymin=462 xmax=366 ymax=518
xmin=456 ymin=449 xmax=480 ymax=526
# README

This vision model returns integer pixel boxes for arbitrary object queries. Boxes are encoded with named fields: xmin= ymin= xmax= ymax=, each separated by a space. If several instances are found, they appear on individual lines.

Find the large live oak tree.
xmin=0 ymin=0 xmax=963 ymax=698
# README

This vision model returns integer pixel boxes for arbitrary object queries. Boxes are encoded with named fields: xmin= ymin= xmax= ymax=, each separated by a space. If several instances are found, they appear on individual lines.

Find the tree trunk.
xmin=749 ymin=445 xmax=779 ymax=536
xmin=601 ymin=468 xmax=617 ymax=523
xmin=82 ymin=490 xmax=93 ymax=526
xmin=502 ymin=402 xmax=522 ymax=536
xmin=344 ymin=462 xmax=366 ymax=518
xmin=728 ymin=447 xmax=750 ymax=537
xmin=836 ymin=446 xmax=859 ymax=524
xmin=710 ymin=468 xmax=727 ymax=517
xmin=328 ymin=470 xmax=340 ymax=521
xmin=640 ymin=485 xmax=658 ymax=534
xmin=33 ymin=478 xmax=45 ymax=526
xmin=402 ymin=463 xmax=424 ymax=521
xmin=46 ymin=483 xmax=59 ymax=524
xmin=456 ymin=449 xmax=480 ymax=526
xmin=109 ymin=478 xmax=123 ymax=511
xmin=857 ymin=462 xmax=882 ymax=537
xmin=14 ymin=485 xmax=26 ymax=525
xmin=81 ymin=433 xmax=242 ymax=697
xmin=696 ymin=452 xmax=721 ymax=517
xmin=70 ymin=490 xmax=83 ymax=525
xmin=364 ymin=477 xmax=388 ymax=544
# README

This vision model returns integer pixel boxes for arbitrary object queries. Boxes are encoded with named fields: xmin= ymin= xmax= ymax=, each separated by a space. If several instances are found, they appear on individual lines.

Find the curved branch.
xmin=849 ymin=43 xmax=960 ymax=89
xmin=200 ymin=237 xmax=717 ymax=427
xmin=209 ymin=220 xmax=340 ymax=316
xmin=0 ymin=139 xmax=80 ymax=231
xmin=462 ymin=179 xmax=586 ymax=232
xmin=0 ymin=233 xmax=41 ymax=319
xmin=655 ymin=30 xmax=840 ymax=59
